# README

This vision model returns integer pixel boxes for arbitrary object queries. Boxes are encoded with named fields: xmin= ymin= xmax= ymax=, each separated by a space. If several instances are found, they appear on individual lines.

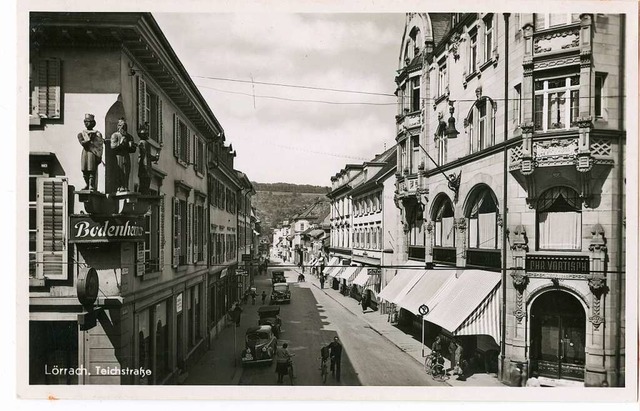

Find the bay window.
xmin=534 ymin=74 xmax=580 ymax=131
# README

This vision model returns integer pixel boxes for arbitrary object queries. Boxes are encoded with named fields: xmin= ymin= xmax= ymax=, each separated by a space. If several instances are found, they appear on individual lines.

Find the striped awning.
xmin=377 ymin=269 xmax=424 ymax=303
xmin=394 ymin=269 xmax=455 ymax=315
xmin=323 ymin=257 xmax=339 ymax=274
xmin=338 ymin=266 xmax=361 ymax=283
xmin=328 ymin=266 xmax=346 ymax=280
xmin=352 ymin=268 xmax=371 ymax=287
xmin=423 ymin=269 xmax=501 ymax=345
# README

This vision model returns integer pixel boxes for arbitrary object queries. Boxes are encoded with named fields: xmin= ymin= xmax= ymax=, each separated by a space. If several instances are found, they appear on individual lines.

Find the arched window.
xmin=537 ymin=187 xmax=582 ymax=250
xmin=466 ymin=186 xmax=498 ymax=249
xmin=432 ymin=195 xmax=455 ymax=247
xmin=465 ymin=97 xmax=496 ymax=154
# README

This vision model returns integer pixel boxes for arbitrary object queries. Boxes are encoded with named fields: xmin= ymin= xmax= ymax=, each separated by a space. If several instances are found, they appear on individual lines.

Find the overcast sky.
xmin=153 ymin=13 xmax=405 ymax=186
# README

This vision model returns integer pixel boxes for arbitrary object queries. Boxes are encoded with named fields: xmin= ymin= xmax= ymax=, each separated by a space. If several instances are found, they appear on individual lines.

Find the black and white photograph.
xmin=6 ymin=0 xmax=639 ymax=408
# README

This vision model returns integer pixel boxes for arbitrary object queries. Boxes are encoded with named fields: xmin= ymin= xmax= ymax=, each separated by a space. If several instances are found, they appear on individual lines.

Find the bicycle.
xmin=287 ymin=360 xmax=295 ymax=385
xmin=424 ymin=353 xmax=449 ymax=382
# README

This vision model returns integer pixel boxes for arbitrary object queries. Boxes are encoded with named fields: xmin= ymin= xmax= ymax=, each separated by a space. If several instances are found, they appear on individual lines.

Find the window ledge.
xmin=464 ymin=70 xmax=480 ymax=86
xmin=177 ymin=159 xmax=189 ymax=168
xmin=434 ymin=93 xmax=448 ymax=106
xmin=142 ymin=271 xmax=161 ymax=281
xmin=479 ymin=58 xmax=496 ymax=72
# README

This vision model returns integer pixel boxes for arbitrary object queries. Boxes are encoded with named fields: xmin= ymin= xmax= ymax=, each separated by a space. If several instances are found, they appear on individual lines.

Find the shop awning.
xmin=338 ymin=266 xmax=361 ymax=283
xmin=323 ymin=257 xmax=340 ymax=274
xmin=377 ymin=269 xmax=425 ymax=303
xmin=423 ymin=269 xmax=501 ymax=344
xmin=394 ymin=269 xmax=455 ymax=315
xmin=328 ymin=266 xmax=346 ymax=280
xmin=307 ymin=229 xmax=325 ymax=238
xmin=352 ymin=268 xmax=372 ymax=287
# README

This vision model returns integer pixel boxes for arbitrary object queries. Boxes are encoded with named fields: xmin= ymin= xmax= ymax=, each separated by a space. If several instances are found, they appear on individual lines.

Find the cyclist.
xmin=275 ymin=342 xmax=294 ymax=384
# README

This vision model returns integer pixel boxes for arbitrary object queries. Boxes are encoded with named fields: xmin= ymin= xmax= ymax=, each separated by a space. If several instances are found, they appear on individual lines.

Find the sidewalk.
xmin=286 ymin=259 xmax=506 ymax=387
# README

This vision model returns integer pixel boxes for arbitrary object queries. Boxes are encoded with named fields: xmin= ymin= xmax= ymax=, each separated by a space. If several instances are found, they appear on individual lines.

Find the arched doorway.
xmin=530 ymin=290 xmax=586 ymax=381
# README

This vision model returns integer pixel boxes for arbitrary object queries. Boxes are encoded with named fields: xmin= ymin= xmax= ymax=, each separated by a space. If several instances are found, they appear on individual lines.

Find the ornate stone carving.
xmin=533 ymin=56 xmax=581 ymax=70
xmin=589 ymin=224 xmax=607 ymax=252
xmin=425 ymin=221 xmax=433 ymax=233
xmin=455 ymin=217 xmax=467 ymax=233
xmin=510 ymin=225 xmax=528 ymax=252
xmin=511 ymin=269 xmax=529 ymax=292
xmin=449 ymin=31 xmax=462 ymax=61
xmin=496 ymin=213 xmax=503 ymax=228
xmin=588 ymin=277 xmax=608 ymax=298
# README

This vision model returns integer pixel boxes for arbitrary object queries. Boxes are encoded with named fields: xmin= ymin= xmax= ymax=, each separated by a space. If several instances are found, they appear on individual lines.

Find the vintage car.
xmin=257 ymin=305 xmax=281 ymax=338
xmin=241 ymin=325 xmax=277 ymax=365
xmin=271 ymin=270 xmax=286 ymax=284
xmin=270 ymin=282 xmax=291 ymax=304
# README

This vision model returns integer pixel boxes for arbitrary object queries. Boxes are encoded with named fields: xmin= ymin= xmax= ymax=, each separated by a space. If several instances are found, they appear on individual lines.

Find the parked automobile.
xmin=271 ymin=270 xmax=286 ymax=284
xmin=257 ymin=305 xmax=282 ymax=338
xmin=241 ymin=325 xmax=277 ymax=366
xmin=270 ymin=282 xmax=291 ymax=304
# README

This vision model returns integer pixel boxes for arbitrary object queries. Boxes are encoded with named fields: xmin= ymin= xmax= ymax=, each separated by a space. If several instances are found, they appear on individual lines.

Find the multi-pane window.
xmin=534 ymin=14 xmax=581 ymax=30
xmin=173 ymin=198 xmax=188 ymax=266
xmin=194 ymin=136 xmax=205 ymax=174
xmin=400 ymin=140 xmax=408 ymax=172
xmin=438 ymin=61 xmax=447 ymax=97
xmin=410 ymin=135 xmax=420 ymax=174
xmin=138 ymin=78 xmax=163 ymax=143
xmin=534 ymin=74 xmax=580 ymax=131
xmin=433 ymin=197 xmax=455 ymax=247
xmin=30 ymin=58 xmax=61 ymax=121
xmin=484 ymin=14 xmax=494 ymax=62
xmin=408 ymin=211 xmax=425 ymax=247
xmin=595 ymin=72 xmax=606 ymax=118
xmin=467 ymin=187 xmax=498 ymax=249
xmin=468 ymin=30 xmax=478 ymax=74
xmin=143 ymin=196 xmax=161 ymax=274
xmin=173 ymin=115 xmax=189 ymax=163
xmin=513 ymin=84 xmax=522 ymax=124
xmin=537 ymin=187 xmax=581 ymax=250
xmin=411 ymin=77 xmax=421 ymax=112
xmin=467 ymin=97 xmax=495 ymax=153
xmin=30 ymin=177 xmax=68 ymax=280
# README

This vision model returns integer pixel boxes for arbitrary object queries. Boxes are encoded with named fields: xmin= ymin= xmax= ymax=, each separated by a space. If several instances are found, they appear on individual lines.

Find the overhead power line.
xmin=192 ymin=75 xmax=396 ymax=97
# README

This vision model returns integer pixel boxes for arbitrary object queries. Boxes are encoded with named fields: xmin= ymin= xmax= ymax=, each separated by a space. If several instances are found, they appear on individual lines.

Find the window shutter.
xmin=173 ymin=197 xmax=180 ymax=267
xmin=159 ymin=195 xmax=165 ymax=273
xmin=187 ymin=203 xmax=193 ymax=264
xmin=202 ymin=208 xmax=208 ymax=264
xmin=158 ymin=99 xmax=164 ymax=144
xmin=137 ymin=77 xmax=147 ymax=128
xmin=187 ymin=129 xmax=192 ymax=165
xmin=36 ymin=177 xmax=68 ymax=280
xmin=173 ymin=114 xmax=179 ymax=159
xmin=34 ymin=59 xmax=61 ymax=119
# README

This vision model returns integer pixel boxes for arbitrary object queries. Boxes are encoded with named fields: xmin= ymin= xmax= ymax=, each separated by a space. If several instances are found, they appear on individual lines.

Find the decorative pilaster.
xmin=510 ymin=225 xmax=529 ymax=323
xmin=455 ymin=217 xmax=467 ymax=264
xmin=588 ymin=224 xmax=608 ymax=330
xmin=511 ymin=269 xmax=529 ymax=323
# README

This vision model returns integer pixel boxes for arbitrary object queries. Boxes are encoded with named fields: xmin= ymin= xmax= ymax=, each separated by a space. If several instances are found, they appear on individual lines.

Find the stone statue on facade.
xmin=137 ymin=122 xmax=160 ymax=194
xmin=110 ymin=118 xmax=136 ymax=192
xmin=77 ymin=113 xmax=104 ymax=191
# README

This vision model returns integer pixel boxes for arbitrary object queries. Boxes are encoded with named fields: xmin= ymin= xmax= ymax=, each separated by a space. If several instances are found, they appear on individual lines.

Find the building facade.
xmin=28 ymin=12 xmax=254 ymax=385
xmin=390 ymin=12 xmax=626 ymax=387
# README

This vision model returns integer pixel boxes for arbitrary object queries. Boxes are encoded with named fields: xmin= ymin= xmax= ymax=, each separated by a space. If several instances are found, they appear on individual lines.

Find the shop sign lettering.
xmin=69 ymin=215 xmax=145 ymax=243
xmin=525 ymin=255 xmax=590 ymax=274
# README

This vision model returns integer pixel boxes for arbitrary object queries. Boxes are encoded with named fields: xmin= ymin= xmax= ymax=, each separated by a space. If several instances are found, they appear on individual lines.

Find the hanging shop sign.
xmin=77 ymin=267 xmax=100 ymax=307
xmin=69 ymin=215 xmax=145 ymax=243
xmin=525 ymin=255 xmax=590 ymax=274
xmin=367 ymin=268 xmax=382 ymax=276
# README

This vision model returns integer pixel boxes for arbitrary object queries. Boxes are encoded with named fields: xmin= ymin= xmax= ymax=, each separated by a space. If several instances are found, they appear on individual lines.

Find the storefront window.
xmin=467 ymin=186 xmax=498 ymax=249
xmin=433 ymin=196 xmax=455 ymax=247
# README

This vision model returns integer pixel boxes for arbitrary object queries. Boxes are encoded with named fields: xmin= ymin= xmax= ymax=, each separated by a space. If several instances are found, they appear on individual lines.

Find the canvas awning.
xmin=328 ymin=266 xmax=346 ymax=280
xmin=323 ymin=257 xmax=340 ymax=274
xmin=421 ymin=269 xmax=502 ymax=345
xmin=352 ymin=268 xmax=372 ymax=287
xmin=337 ymin=266 xmax=361 ymax=284
xmin=377 ymin=269 xmax=425 ymax=303
xmin=394 ymin=269 xmax=455 ymax=316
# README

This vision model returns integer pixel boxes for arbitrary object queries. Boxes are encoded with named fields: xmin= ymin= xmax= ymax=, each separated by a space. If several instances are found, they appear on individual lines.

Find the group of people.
xmin=275 ymin=336 xmax=344 ymax=384
xmin=431 ymin=335 xmax=466 ymax=380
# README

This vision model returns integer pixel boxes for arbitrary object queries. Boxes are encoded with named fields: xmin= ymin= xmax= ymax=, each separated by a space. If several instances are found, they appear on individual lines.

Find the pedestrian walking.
xmin=453 ymin=339 xmax=465 ymax=380
xmin=319 ymin=275 xmax=325 ymax=289
xmin=275 ymin=342 xmax=294 ymax=384
xmin=261 ymin=291 xmax=267 ymax=304
xmin=328 ymin=336 xmax=343 ymax=381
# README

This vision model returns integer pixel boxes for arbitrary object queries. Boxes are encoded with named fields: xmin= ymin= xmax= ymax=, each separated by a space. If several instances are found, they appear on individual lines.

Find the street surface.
xmin=233 ymin=266 xmax=442 ymax=386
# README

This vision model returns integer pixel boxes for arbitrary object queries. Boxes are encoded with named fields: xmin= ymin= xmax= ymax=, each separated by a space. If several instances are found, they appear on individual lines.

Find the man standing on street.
xmin=319 ymin=274 xmax=325 ymax=289
xmin=328 ymin=336 xmax=343 ymax=381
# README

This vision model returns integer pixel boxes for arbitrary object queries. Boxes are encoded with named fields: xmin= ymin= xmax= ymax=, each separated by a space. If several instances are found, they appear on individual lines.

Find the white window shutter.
xmin=187 ymin=129 xmax=192 ymax=165
xmin=193 ymin=205 xmax=199 ymax=262
xmin=47 ymin=59 xmax=61 ymax=119
xmin=34 ymin=59 xmax=61 ymax=119
xmin=36 ymin=177 xmax=68 ymax=280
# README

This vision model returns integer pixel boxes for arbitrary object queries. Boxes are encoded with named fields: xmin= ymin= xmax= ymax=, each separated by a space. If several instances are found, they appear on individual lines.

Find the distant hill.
xmin=251 ymin=182 xmax=331 ymax=237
